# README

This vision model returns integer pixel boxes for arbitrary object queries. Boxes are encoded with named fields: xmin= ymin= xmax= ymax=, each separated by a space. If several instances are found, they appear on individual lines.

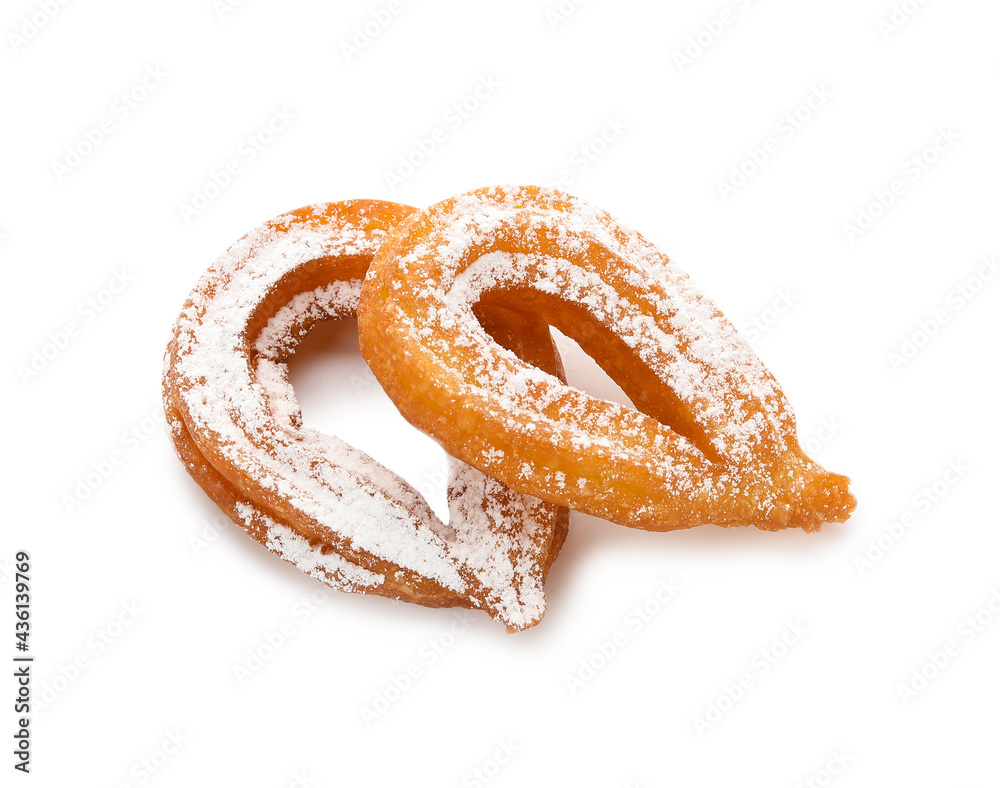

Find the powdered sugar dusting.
xmin=168 ymin=201 xmax=560 ymax=628
xmin=256 ymin=281 xmax=361 ymax=360
xmin=447 ymin=458 xmax=549 ymax=627
xmin=266 ymin=523 xmax=384 ymax=590
xmin=367 ymin=185 xmax=819 ymax=528
xmin=174 ymin=218 xmax=465 ymax=588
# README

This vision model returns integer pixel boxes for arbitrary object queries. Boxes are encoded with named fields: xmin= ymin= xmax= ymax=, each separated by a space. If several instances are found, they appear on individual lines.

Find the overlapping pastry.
xmin=162 ymin=200 xmax=568 ymax=631
xmin=358 ymin=185 xmax=856 ymax=532
xmin=165 ymin=186 xmax=855 ymax=631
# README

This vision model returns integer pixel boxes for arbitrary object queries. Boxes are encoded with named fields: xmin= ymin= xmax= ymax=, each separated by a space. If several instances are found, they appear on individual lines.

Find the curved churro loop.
xmin=358 ymin=185 xmax=856 ymax=532
xmin=163 ymin=201 xmax=568 ymax=631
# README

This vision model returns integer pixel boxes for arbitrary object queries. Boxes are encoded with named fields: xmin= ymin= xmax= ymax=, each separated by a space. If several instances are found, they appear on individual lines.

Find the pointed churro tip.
xmin=787 ymin=469 xmax=857 ymax=532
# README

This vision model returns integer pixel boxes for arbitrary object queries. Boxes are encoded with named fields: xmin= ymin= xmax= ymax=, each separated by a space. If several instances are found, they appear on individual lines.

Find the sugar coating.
xmin=447 ymin=459 xmax=551 ymax=620
xmin=372 ymin=185 xmax=810 ymax=525
xmin=235 ymin=502 xmax=386 ymax=591
xmin=169 ymin=203 xmax=556 ymax=628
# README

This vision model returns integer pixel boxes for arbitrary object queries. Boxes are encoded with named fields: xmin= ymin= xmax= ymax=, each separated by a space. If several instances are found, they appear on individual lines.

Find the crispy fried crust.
xmin=163 ymin=200 xmax=567 ymax=631
xmin=358 ymin=186 xmax=856 ymax=532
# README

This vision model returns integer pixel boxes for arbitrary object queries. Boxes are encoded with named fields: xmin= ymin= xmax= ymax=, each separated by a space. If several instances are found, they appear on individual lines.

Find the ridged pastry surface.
xmin=358 ymin=186 xmax=856 ymax=532
xmin=163 ymin=200 xmax=567 ymax=631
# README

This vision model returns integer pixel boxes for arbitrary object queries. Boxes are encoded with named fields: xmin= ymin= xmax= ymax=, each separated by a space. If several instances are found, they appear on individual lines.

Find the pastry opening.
xmin=285 ymin=318 xmax=454 ymax=524
xmin=473 ymin=293 xmax=722 ymax=463
xmin=548 ymin=327 xmax=636 ymax=411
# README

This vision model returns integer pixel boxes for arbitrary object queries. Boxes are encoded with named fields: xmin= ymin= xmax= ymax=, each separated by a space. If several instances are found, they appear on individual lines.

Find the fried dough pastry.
xmin=163 ymin=200 xmax=568 ymax=631
xmin=358 ymin=186 xmax=856 ymax=532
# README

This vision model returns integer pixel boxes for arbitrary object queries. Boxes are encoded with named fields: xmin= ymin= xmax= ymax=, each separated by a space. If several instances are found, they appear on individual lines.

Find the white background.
xmin=4 ymin=0 xmax=1000 ymax=785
